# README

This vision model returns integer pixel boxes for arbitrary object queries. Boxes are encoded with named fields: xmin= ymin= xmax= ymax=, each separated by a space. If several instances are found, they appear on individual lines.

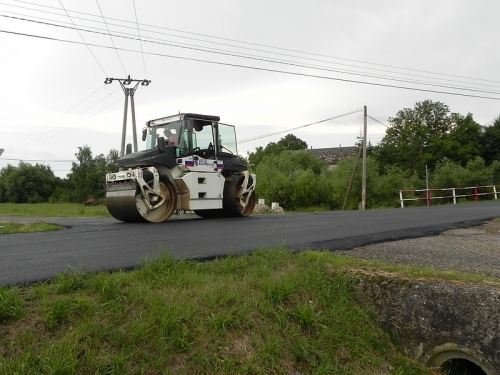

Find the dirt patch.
xmin=476 ymin=219 xmax=500 ymax=235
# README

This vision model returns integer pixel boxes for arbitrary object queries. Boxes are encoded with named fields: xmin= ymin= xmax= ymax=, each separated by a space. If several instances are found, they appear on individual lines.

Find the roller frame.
xmin=107 ymin=167 xmax=164 ymax=211
xmin=136 ymin=167 xmax=164 ymax=210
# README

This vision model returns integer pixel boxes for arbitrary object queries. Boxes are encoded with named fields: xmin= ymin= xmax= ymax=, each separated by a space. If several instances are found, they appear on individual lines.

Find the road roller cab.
xmin=105 ymin=113 xmax=256 ymax=223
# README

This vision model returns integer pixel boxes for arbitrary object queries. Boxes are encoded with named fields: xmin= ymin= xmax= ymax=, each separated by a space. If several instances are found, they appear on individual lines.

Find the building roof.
xmin=306 ymin=146 xmax=358 ymax=165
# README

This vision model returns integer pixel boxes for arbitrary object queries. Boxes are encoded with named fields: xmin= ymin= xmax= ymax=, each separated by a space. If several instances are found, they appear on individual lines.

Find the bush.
xmin=372 ymin=166 xmax=424 ymax=208
xmin=0 ymin=163 xmax=58 ymax=203
xmin=431 ymin=157 xmax=495 ymax=189
xmin=256 ymin=151 xmax=332 ymax=210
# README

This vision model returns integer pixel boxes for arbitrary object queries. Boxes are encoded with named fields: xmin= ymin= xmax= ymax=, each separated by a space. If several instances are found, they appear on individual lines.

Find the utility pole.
xmin=361 ymin=105 xmax=367 ymax=210
xmin=342 ymin=145 xmax=362 ymax=211
xmin=104 ymin=75 xmax=150 ymax=157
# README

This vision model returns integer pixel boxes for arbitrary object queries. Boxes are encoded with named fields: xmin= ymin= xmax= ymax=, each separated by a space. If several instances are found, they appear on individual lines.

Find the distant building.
xmin=306 ymin=146 xmax=357 ymax=168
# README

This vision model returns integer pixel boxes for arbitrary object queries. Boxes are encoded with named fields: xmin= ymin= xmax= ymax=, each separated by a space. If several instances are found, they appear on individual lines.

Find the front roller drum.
xmin=106 ymin=188 xmax=147 ymax=222
xmin=106 ymin=180 xmax=177 ymax=223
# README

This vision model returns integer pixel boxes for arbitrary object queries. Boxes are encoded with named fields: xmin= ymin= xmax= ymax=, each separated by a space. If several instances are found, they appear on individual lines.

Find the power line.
xmin=57 ymin=0 xmax=107 ymax=76
xmin=95 ymin=0 xmax=126 ymax=75
xmin=2 ymin=29 xmax=499 ymax=102
xmin=5 ymin=84 xmax=106 ymax=150
xmin=367 ymin=116 xmax=389 ymax=128
xmin=1 ymin=110 xmax=365 ymax=159
xmin=0 ymin=158 xmax=75 ymax=162
xmin=2 ymin=7 xmax=500 ymax=92
xmin=235 ymin=109 xmax=364 ymax=144
xmin=3 ymin=14 xmax=500 ymax=97
xmin=88 ymin=95 xmax=123 ymax=118
xmin=10 ymin=0 xmax=500 ymax=87
xmin=132 ymin=0 xmax=148 ymax=79
xmin=9 ymin=87 xmax=121 ymax=153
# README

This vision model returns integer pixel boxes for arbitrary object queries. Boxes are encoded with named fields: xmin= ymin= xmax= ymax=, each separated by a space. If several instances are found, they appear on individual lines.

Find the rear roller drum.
xmin=223 ymin=176 xmax=256 ymax=217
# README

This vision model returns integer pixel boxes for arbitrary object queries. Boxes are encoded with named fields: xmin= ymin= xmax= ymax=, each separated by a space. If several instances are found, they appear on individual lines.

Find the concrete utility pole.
xmin=361 ymin=105 xmax=367 ymax=210
xmin=104 ymin=75 xmax=150 ymax=157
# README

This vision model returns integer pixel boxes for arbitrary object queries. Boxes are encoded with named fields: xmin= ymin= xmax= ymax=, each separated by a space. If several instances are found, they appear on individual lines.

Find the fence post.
xmin=399 ymin=190 xmax=404 ymax=208
xmin=453 ymin=188 xmax=456 ymax=204
xmin=427 ymin=189 xmax=431 ymax=206
xmin=474 ymin=187 xmax=478 ymax=201
xmin=494 ymin=185 xmax=498 ymax=200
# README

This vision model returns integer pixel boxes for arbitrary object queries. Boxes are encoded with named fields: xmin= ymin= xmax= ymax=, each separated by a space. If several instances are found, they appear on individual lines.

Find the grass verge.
xmin=0 ymin=250 xmax=438 ymax=375
xmin=0 ymin=222 xmax=64 ymax=234
xmin=0 ymin=203 xmax=111 ymax=218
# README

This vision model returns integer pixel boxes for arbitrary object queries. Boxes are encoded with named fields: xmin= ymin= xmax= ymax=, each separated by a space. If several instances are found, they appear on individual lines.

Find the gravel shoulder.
xmin=338 ymin=220 xmax=500 ymax=277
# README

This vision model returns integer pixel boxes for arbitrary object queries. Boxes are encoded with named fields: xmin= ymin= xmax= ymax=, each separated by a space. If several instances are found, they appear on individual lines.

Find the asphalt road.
xmin=1 ymin=201 xmax=499 ymax=285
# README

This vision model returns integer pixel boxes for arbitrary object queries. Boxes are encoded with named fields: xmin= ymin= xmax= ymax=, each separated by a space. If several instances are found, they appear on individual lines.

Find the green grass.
xmin=0 ymin=203 xmax=111 ymax=218
xmin=0 ymin=250 xmax=437 ymax=375
xmin=0 ymin=222 xmax=64 ymax=234
xmin=336 ymin=257 xmax=500 ymax=286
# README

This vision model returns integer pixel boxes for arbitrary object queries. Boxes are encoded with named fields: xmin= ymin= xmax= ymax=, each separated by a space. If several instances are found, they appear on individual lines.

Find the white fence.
xmin=399 ymin=185 xmax=499 ymax=208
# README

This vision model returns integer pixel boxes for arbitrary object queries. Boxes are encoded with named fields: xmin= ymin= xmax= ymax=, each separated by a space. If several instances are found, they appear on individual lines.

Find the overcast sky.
xmin=1 ymin=0 xmax=499 ymax=177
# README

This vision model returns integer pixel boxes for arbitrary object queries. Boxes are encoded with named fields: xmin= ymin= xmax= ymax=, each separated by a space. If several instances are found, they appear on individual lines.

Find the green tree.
xmin=67 ymin=146 xmax=119 ymax=202
xmin=0 ymin=162 xmax=58 ymax=203
xmin=248 ymin=134 xmax=308 ymax=169
xmin=429 ymin=113 xmax=482 ymax=167
xmin=0 ymin=165 xmax=15 ymax=202
xmin=277 ymin=134 xmax=308 ymax=150
xmin=376 ymin=100 xmax=482 ymax=176
xmin=482 ymin=115 xmax=500 ymax=165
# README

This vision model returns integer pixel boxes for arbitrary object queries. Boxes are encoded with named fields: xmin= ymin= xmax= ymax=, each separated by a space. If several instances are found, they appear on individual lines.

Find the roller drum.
xmin=106 ymin=189 xmax=148 ymax=222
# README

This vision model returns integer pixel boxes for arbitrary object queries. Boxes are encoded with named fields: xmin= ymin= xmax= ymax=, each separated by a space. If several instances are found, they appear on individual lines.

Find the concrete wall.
xmin=352 ymin=271 xmax=500 ymax=374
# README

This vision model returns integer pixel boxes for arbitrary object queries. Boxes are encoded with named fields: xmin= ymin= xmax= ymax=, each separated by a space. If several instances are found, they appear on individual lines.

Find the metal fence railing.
xmin=399 ymin=185 xmax=499 ymax=208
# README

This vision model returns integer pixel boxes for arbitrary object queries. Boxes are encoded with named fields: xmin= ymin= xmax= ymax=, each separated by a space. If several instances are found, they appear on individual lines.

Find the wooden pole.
xmin=361 ymin=105 xmax=367 ymax=210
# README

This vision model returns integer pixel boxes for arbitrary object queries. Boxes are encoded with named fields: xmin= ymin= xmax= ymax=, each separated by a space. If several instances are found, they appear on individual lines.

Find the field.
xmin=0 ymin=203 xmax=111 ymax=218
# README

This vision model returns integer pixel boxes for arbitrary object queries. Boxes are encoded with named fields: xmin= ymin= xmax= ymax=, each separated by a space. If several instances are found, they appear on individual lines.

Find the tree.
xmin=376 ymin=100 xmax=482 ymax=176
xmin=247 ymin=134 xmax=308 ymax=169
xmin=482 ymin=115 xmax=500 ymax=165
xmin=276 ymin=134 xmax=308 ymax=150
xmin=0 ymin=162 xmax=58 ymax=203
xmin=66 ymin=146 xmax=119 ymax=202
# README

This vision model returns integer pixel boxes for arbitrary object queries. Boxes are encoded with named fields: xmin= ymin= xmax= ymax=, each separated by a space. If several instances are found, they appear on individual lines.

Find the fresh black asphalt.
xmin=1 ymin=201 xmax=499 ymax=285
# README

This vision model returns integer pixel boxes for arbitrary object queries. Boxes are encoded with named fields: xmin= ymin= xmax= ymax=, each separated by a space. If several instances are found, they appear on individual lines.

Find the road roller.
xmin=105 ymin=113 xmax=256 ymax=222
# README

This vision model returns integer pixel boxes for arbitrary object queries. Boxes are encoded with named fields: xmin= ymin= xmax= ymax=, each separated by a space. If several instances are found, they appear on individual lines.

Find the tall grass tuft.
xmin=44 ymin=297 xmax=75 ymax=329
xmin=0 ymin=287 xmax=23 ymax=321
xmin=55 ymin=270 xmax=87 ymax=294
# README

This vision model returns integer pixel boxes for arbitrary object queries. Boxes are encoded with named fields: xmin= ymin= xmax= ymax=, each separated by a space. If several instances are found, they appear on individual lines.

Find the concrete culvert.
xmin=427 ymin=349 xmax=494 ymax=375
xmin=441 ymin=357 xmax=487 ymax=375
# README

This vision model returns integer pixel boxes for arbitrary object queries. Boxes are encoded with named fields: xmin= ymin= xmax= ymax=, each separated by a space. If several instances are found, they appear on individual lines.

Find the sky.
xmin=0 ymin=0 xmax=499 ymax=178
